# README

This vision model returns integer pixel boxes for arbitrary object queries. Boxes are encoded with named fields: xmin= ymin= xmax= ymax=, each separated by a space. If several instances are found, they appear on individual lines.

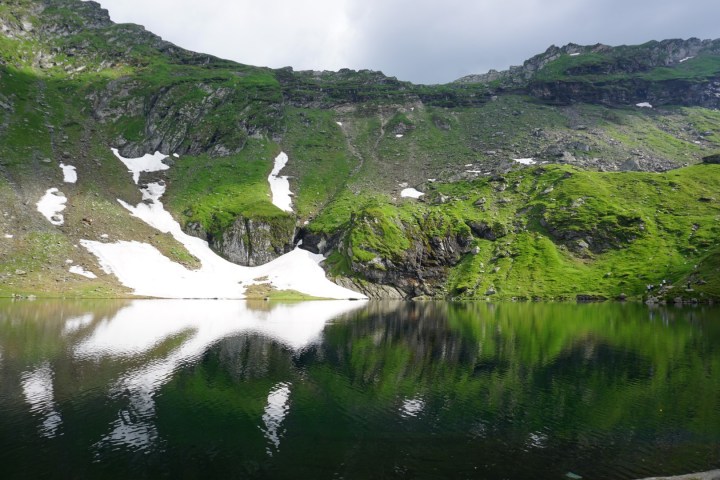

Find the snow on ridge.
xmin=679 ymin=56 xmax=694 ymax=63
xmin=111 ymin=148 xmax=169 ymax=184
xmin=401 ymin=188 xmax=424 ymax=199
xmin=636 ymin=102 xmax=653 ymax=108
xmin=80 ymin=150 xmax=365 ymax=300
xmin=36 ymin=188 xmax=67 ymax=225
xmin=513 ymin=158 xmax=536 ymax=165
xmin=268 ymin=152 xmax=293 ymax=213
xmin=59 ymin=163 xmax=77 ymax=183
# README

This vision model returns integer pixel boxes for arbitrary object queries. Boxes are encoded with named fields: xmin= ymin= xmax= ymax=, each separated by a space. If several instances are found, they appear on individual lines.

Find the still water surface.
xmin=0 ymin=299 xmax=719 ymax=479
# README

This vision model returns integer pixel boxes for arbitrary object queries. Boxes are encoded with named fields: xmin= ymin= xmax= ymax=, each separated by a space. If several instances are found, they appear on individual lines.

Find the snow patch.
xmin=401 ymin=188 xmax=424 ymax=199
xmin=111 ymin=148 xmax=169 ymax=184
xmin=336 ymin=121 xmax=343 ymax=126
xmin=3 ymin=234 xmax=12 ymax=239
xmin=69 ymin=265 xmax=97 ymax=279
xmin=679 ymin=56 xmax=694 ymax=63
xmin=36 ymin=188 xmax=67 ymax=225
xmin=569 ymin=53 xmax=581 ymax=56
xmin=172 ymin=153 xmax=179 ymax=158
xmin=513 ymin=158 xmax=537 ymax=165
xmin=80 ymin=157 xmax=364 ymax=300
xmin=268 ymin=152 xmax=293 ymax=213
xmin=59 ymin=163 xmax=77 ymax=183
xmin=395 ymin=134 xmax=404 ymax=138
xmin=636 ymin=102 xmax=653 ymax=108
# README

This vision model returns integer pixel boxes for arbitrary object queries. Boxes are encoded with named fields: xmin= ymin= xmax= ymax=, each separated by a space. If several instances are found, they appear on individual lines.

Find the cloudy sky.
xmin=92 ymin=0 xmax=720 ymax=84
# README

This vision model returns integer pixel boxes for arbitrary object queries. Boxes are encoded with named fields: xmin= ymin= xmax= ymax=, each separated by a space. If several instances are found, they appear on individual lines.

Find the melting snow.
xmin=569 ymin=53 xmax=581 ymax=56
xmin=636 ymin=102 xmax=653 ymax=108
xmin=69 ymin=265 xmax=97 ymax=279
xmin=59 ymin=163 xmax=77 ymax=183
xmin=395 ymin=134 xmax=404 ymax=138
xmin=401 ymin=188 xmax=424 ymax=199
xmin=111 ymin=148 xmax=169 ymax=184
xmin=172 ymin=153 xmax=179 ymax=158
xmin=36 ymin=188 xmax=67 ymax=225
xmin=3 ymin=234 xmax=12 ymax=239
xmin=268 ymin=152 xmax=293 ymax=213
xmin=513 ymin=158 xmax=537 ymax=165
xmin=679 ymin=56 xmax=694 ymax=63
xmin=336 ymin=121 xmax=343 ymax=126
xmin=80 ymin=155 xmax=364 ymax=300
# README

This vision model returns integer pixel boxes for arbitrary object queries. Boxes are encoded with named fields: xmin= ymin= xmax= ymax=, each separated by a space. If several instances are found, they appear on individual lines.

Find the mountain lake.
xmin=0 ymin=299 xmax=719 ymax=479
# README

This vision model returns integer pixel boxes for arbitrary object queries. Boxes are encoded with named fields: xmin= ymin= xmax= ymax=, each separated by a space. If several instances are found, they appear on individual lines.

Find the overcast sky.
xmin=91 ymin=0 xmax=720 ymax=84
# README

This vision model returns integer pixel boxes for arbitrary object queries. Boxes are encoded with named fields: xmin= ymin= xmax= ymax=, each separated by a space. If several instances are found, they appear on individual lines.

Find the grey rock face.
xmin=211 ymin=215 xmax=295 ymax=267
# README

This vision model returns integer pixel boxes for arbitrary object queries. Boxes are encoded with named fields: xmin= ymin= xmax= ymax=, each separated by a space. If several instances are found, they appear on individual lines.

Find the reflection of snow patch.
xmin=21 ymin=363 xmax=62 ymax=438
xmin=636 ymin=102 xmax=653 ymax=108
xmin=400 ymin=188 xmax=424 ymax=199
xmin=527 ymin=431 xmax=548 ymax=449
xmin=400 ymin=397 xmax=425 ymax=418
xmin=69 ymin=265 xmax=97 ymax=279
xmin=268 ymin=151 xmax=293 ymax=213
xmin=77 ymin=300 xmax=362 ymax=452
xmin=36 ymin=188 xmax=67 ymax=225
xmin=111 ymin=148 xmax=169 ymax=184
xmin=63 ymin=313 xmax=94 ymax=335
xmin=513 ymin=158 xmax=536 ymax=165
xmin=262 ymin=383 xmax=291 ymax=453
xmin=59 ymin=163 xmax=77 ymax=183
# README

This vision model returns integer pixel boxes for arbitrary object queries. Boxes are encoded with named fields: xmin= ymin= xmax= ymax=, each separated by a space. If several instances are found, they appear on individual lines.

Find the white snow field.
xmin=80 ymin=149 xmax=365 ymax=300
xmin=513 ymin=158 xmax=537 ymax=165
xmin=636 ymin=102 xmax=653 ymax=108
xmin=268 ymin=151 xmax=293 ymax=213
xmin=111 ymin=148 xmax=170 ymax=184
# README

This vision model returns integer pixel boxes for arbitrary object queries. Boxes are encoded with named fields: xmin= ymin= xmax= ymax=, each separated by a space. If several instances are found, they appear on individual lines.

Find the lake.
xmin=0 ymin=299 xmax=719 ymax=479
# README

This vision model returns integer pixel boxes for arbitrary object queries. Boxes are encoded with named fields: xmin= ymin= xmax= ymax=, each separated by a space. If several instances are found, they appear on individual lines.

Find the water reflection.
xmin=20 ymin=362 xmax=62 ymax=438
xmin=262 ymin=382 xmax=291 ymax=454
xmin=0 ymin=300 xmax=719 ymax=480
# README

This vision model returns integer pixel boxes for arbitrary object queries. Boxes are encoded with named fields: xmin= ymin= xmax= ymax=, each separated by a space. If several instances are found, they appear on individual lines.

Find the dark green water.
xmin=0 ymin=299 xmax=719 ymax=479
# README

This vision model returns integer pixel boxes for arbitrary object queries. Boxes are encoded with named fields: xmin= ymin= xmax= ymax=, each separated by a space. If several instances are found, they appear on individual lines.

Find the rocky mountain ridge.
xmin=1 ymin=0 xmax=719 ymax=301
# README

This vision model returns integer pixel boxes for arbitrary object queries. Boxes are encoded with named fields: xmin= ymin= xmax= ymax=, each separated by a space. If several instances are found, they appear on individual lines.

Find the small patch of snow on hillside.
xmin=401 ymin=188 xmax=424 ymax=199
xmin=636 ymin=102 xmax=653 ymax=108
xmin=69 ymin=265 xmax=97 ymax=279
xmin=36 ymin=188 xmax=67 ymax=225
xmin=569 ymin=53 xmax=581 ymax=56
xmin=3 ymin=234 xmax=12 ymax=239
xmin=513 ymin=158 xmax=536 ymax=165
xmin=679 ymin=56 xmax=694 ymax=63
xmin=111 ymin=148 xmax=169 ymax=184
xmin=268 ymin=152 xmax=293 ymax=213
xmin=336 ymin=121 xmax=343 ymax=126
xmin=59 ymin=163 xmax=77 ymax=183
xmin=172 ymin=153 xmax=179 ymax=158
xmin=395 ymin=134 xmax=404 ymax=138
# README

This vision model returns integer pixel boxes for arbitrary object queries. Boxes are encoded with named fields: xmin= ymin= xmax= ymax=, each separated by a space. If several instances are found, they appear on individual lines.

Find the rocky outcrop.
xmin=207 ymin=215 xmax=296 ymax=267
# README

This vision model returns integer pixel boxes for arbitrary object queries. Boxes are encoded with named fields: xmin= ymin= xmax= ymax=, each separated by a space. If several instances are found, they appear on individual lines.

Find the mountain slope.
xmin=1 ymin=0 xmax=719 ymax=301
